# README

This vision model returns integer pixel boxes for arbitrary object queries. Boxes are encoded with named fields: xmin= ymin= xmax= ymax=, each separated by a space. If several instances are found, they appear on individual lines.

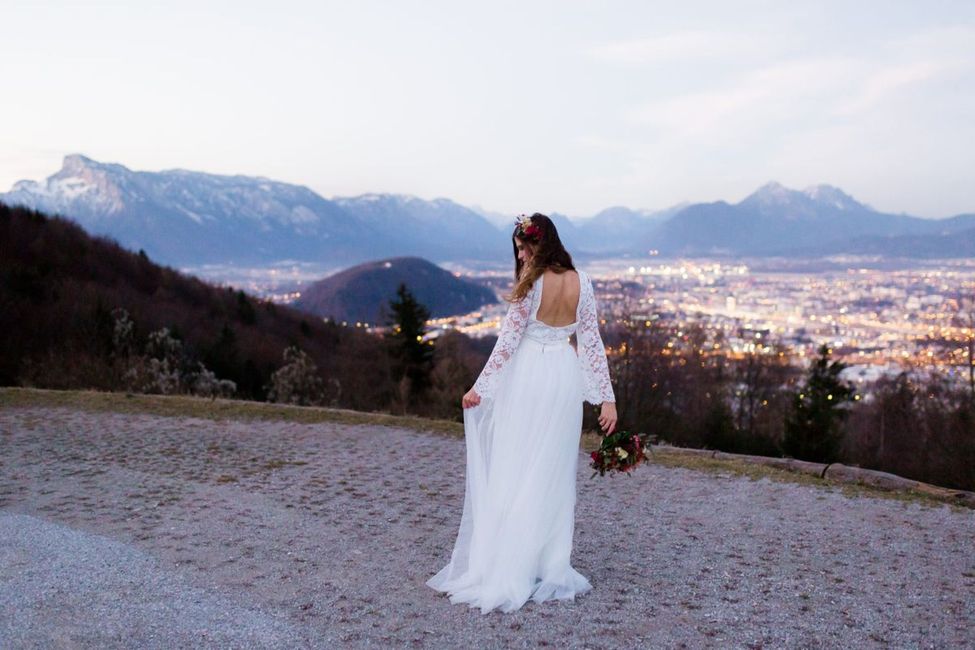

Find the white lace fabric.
xmin=574 ymin=271 xmax=616 ymax=405
xmin=472 ymin=269 xmax=615 ymax=405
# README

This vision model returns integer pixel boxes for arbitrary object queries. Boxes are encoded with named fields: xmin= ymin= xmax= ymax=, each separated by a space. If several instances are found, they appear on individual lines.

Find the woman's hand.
xmin=462 ymin=388 xmax=481 ymax=409
xmin=598 ymin=401 xmax=617 ymax=434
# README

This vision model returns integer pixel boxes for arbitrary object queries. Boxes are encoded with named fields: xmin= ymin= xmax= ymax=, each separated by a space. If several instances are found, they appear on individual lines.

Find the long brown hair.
xmin=505 ymin=213 xmax=575 ymax=302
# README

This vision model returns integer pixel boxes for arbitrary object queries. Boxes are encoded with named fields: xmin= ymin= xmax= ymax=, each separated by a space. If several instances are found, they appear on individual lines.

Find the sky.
xmin=2 ymin=0 xmax=974 ymax=219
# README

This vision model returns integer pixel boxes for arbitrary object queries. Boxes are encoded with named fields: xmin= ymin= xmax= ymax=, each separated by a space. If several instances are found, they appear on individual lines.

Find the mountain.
xmin=572 ymin=205 xmax=684 ymax=255
xmin=1 ymin=155 xmax=367 ymax=265
xmin=473 ymin=206 xmax=682 ymax=256
xmin=293 ymin=256 xmax=498 ymax=325
xmin=332 ymin=194 xmax=507 ymax=261
xmin=469 ymin=205 xmax=517 ymax=230
xmin=4 ymin=156 xmax=973 ymax=262
xmin=648 ymin=182 xmax=974 ymax=257
xmin=797 ymin=224 xmax=975 ymax=258
xmin=0 ymin=155 xmax=507 ymax=267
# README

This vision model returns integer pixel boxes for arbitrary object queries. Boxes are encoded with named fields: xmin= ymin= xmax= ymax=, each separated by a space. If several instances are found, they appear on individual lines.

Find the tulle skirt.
xmin=426 ymin=335 xmax=592 ymax=614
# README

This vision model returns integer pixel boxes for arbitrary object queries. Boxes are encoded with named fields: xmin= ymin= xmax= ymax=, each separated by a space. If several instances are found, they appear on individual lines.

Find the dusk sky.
xmin=2 ymin=0 xmax=973 ymax=218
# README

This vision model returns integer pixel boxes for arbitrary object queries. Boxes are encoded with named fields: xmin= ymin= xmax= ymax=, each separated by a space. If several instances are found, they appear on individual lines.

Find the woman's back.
xmin=535 ymin=269 xmax=580 ymax=328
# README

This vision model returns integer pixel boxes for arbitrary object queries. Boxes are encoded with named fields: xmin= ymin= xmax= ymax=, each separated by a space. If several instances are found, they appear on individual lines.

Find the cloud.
xmin=624 ymin=57 xmax=859 ymax=135
xmin=830 ymin=25 xmax=975 ymax=116
xmin=834 ymin=60 xmax=970 ymax=116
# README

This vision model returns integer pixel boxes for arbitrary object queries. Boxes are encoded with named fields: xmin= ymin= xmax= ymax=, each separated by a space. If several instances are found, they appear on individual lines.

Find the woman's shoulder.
xmin=538 ymin=268 xmax=585 ymax=293
xmin=533 ymin=266 xmax=585 ymax=287
xmin=542 ymin=266 xmax=584 ymax=279
xmin=570 ymin=267 xmax=588 ymax=285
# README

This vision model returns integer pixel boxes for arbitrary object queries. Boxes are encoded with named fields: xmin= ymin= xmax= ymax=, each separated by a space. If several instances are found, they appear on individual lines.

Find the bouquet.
xmin=589 ymin=430 xmax=652 ymax=479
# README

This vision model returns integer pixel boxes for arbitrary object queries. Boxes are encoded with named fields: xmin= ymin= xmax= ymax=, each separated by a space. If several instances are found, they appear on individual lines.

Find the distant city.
xmin=583 ymin=257 xmax=975 ymax=391
xmin=198 ymin=255 xmax=975 ymax=394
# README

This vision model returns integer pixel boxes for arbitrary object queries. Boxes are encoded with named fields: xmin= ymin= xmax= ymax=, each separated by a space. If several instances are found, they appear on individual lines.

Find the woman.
xmin=426 ymin=213 xmax=618 ymax=614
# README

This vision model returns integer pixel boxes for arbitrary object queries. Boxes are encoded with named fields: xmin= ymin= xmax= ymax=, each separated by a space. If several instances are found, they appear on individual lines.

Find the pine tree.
xmin=384 ymin=283 xmax=434 ymax=408
xmin=783 ymin=344 xmax=855 ymax=463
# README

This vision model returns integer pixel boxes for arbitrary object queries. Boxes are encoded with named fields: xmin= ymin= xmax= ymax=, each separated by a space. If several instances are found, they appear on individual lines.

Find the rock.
xmin=654 ymin=445 xmax=716 ymax=459
xmin=713 ymin=453 xmax=827 ymax=478
xmin=823 ymin=464 xmax=920 ymax=491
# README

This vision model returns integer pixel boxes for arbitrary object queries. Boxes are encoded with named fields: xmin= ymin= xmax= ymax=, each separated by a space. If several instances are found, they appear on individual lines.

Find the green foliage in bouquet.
xmin=589 ymin=430 xmax=653 ymax=479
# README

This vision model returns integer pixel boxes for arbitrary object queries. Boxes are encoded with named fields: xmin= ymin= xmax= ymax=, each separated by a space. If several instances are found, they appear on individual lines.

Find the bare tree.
xmin=266 ymin=345 xmax=324 ymax=406
xmin=955 ymin=294 xmax=975 ymax=401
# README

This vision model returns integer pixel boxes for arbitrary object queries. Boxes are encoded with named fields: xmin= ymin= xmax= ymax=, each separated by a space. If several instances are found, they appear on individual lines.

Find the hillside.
xmin=0 ymin=203 xmax=397 ymax=407
xmin=293 ymin=256 xmax=498 ymax=325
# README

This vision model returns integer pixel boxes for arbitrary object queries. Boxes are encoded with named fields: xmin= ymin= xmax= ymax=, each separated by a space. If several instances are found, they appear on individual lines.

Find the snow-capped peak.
xmin=803 ymin=184 xmax=862 ymax=211
xmin=2 ymin=153 xmax=127 ymax=215
xmin=62 ymin=153 xmax=96 ymax=170
xmin=742 ymin=181 xmax=797 ymax=206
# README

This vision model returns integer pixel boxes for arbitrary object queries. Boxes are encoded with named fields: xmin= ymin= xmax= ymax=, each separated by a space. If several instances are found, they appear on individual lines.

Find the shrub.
xmin=266 ymin=345 xmax=324 ymax=406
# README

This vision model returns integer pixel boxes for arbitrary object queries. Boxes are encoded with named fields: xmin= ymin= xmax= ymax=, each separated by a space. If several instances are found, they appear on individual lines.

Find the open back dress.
xmin=426 ymin=268 xmax=616 ymax=614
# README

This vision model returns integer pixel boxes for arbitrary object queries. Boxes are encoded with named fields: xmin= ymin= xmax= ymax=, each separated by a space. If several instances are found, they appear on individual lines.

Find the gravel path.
xmin=0 ymin=406 xmax=972 ymax=648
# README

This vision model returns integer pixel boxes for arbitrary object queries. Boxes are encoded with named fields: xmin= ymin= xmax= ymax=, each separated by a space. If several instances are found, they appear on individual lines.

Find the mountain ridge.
xmin=3 ymin=154 xmax=973 ymax=263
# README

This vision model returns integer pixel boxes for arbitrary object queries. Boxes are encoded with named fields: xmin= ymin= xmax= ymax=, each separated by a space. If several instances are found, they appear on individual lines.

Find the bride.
xmin=426 ymin=212 xmax=618 ymax=614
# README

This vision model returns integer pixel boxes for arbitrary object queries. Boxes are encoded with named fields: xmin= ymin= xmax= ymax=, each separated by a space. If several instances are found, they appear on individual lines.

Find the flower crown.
xmin=515 ymin=214 xmax=542 ymax=242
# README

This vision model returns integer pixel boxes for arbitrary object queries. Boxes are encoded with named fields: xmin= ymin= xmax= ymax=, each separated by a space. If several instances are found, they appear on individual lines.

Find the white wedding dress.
xmin=426 ymin=269 xmax=616 ymax=614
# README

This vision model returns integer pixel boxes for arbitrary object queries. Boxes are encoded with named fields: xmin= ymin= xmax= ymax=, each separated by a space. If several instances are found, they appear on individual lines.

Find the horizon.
xmin=2 ymin=1 xmax=974 ymax=219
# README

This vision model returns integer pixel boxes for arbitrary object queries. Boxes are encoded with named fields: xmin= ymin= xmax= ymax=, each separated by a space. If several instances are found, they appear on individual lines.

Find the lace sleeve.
xmin=471 ymin=285 xmax=533 ymax=399
xmin=577 ymin=271 xmax=616 ymax=405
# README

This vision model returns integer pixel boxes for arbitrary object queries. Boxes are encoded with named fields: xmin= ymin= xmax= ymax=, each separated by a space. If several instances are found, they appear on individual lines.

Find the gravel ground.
xmin=0 ymin=405 xmax=973 ymax=649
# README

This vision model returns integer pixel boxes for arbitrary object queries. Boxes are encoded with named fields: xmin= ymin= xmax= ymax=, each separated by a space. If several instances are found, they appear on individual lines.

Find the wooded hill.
xmin=0 ymin=203 xmax=486 ymax=413
xmin=294 ymin=256 xmax=497 ymax=325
